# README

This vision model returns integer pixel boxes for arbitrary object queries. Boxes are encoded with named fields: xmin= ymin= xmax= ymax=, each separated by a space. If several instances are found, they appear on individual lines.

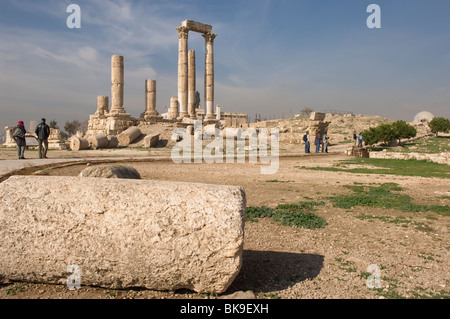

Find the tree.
xmin=362 ymin=127 xmax=380 ymax=146
xmin=300 ymin=107 xmax=314 ymax=116
xmin=391 ymin=120 xmax=417 ymax=144
xmin=362 ymin=124 xmax=396 ymax=146
xmin=429 ymin=117 xmax=450 ymax=135
xmin=376 ymin=124 xmax=397 ymax=145
xmin=64 ymin=120 xmax=81 ymax=136
xmin=49 ymin=119 xmax=59 ymax=130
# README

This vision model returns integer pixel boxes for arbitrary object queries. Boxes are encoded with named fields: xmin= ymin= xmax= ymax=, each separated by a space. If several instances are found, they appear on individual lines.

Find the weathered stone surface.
xmin=145 ymin=79 xmax=158 ymax=117
xmin=310 ymin=112 xmax=326 ymax=121
xmin=220 ymin=290 xmax=256 ymax=299
xmin=168 ymin=97 xmax=179 ymax=120
xmin=106 ymin=135 xmax=119 ymax=148
xmin=97 ymin=96 xmax=109 ymax=116
xmin=0 ymin=176 xmax=246 ymax=293
xmin=117 ymin=127 xmax=142 ymax=146
xmin=181 ymin=117 xmax=196 ymax=125
xmin=182 ymin=20 xmax=213 ymax=34
xmin=369 ymin=151 xmax=449 ymax=165
xmin=79 ymin=165 xmax=141 ymax=179
xmin=143 ymin=134 xmax=160 ymax=148
xmin=70 ymin=136 xmax=89 ymax=151
xmin=87 ymin=134 xmax=109 ymax=150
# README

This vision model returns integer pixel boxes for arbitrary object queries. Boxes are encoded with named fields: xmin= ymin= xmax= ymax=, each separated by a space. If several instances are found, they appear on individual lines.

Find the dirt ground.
xmin=0 ymin=147 xmax=449 ymax=299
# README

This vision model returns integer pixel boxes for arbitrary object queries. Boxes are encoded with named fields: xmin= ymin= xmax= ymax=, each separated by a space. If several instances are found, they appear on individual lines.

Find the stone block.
xmin=309 ymin=112 xmax=326 ymax=121
xmin=0 ymin=176 xmax=246 ymax=294
xmin=79 ymin=165 xmax=141 ymax=179
xmin=143 ymin=134 xmax=160 ymax=148
xmin=117 ymin=127 xmax=142 ymax=146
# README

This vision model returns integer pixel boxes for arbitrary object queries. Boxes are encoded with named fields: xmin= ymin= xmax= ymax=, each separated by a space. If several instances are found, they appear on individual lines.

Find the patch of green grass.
xmin=4 ymin=284 xmax=23 ymax=296
xmin=276 ymin=201 xmax=325 ymax=212
xmin=303 ymin=158 xmax=450 ymax=179
xmin=327 ymin=183 xmax=449 ymax=217
xmin=245 ymin=202 xmax=326 ymax=229
xmin=334 ymin=258 xmax=357 ymax=273
xmin=389 ymin=136 xmax=450 ymax=154
xmin=410 ymin=288 xmax=450 ymax=299
xmin=355 ymin=215 xmax=433 ymax=232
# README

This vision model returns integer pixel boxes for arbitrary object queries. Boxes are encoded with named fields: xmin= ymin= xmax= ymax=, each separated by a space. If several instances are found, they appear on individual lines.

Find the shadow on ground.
xmin=227 ymin=250 xmax=324 ymax=294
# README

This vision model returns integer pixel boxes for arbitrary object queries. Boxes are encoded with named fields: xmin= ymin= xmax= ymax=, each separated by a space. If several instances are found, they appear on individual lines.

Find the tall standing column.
xmin=203 ymin=33 xmax=217 ymax=120
xmin=111 ymin=55 xmax=125 ymax=114
xmin=145 ymin=79 xmax=158 ymax=117
xmin=188 ymin=50 xmax=196 ymax=118
xmin=177 ymin=26 xmax=189 ymax=118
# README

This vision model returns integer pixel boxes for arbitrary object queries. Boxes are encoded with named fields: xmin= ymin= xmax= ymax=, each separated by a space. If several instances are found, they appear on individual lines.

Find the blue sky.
xmin=0 ymin=0 xmax=449 ymax=131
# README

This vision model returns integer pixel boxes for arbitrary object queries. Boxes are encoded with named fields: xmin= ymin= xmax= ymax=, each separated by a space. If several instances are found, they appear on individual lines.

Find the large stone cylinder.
xmin=87 ymin=134 xmax=109 ymax=150
xmin=0 ymin=176 xmax=246 ymax=294
xmin=117 ymin=126 xmax=142 ymax=146
xmin=106 ymin=135 xmax=119 ymax=148
xmin=70 ymin=136 xmax=89 ymax=151
xmin=168 ymin=97 xmax=179 ymax=120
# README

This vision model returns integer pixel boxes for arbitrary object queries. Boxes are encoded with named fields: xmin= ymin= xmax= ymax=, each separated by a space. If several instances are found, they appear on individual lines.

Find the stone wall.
xmin=369 ymin=150 xmax=449 ymax=165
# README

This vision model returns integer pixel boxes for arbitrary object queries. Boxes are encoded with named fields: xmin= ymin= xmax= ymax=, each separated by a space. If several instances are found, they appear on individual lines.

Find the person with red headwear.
xmin=13 ymin=121 xmax=27 ymax=159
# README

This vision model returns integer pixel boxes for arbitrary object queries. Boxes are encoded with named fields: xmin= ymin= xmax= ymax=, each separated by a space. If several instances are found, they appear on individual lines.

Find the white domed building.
xmin=413 ymin=111 xmax=435 ymax=123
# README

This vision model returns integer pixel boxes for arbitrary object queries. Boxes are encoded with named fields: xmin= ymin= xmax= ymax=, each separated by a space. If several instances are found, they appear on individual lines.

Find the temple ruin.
xmin=84 ymin=20 xmax=248 ymax=144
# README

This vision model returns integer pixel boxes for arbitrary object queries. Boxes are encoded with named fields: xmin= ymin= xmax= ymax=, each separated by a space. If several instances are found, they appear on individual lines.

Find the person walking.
xmin=35 ymin=118 xmax=50 ymax=159
xmin=314 ymin=133 xmax=321 ymax=153
xmin=353 ymin=131 xmax=357 ymax=146
xmin=13 ymin=121 xmax=27 ymax=159
xmin=303 ymin=131 xmax=311 ymax=153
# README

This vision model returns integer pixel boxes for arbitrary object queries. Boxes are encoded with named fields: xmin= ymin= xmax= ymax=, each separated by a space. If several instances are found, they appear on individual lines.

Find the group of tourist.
xmin=303 ymin=131 xmax=329 ymax=154
xmin=13 ymin=118 xmax=50 ymax=160
xmin=302 ymin=130 xmax=364 ymax=154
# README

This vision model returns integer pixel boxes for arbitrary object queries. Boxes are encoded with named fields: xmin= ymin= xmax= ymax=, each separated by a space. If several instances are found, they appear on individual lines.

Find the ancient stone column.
xmin=111 ymin=55 xmax=125 ymax=114
xmin=168 ymin=97 xmax=179 ymax=120
xmin=188 ymin=50 xmax=196 ymax=118
xmin=118 ymin=126 xmax=142 ymax=147
xmin=70 ymin=136 xmax=89 ymax=151
xmin=203 ymin=33 xmax=217 ymax=120
xmin=87 ymin=134 xmax=109 ymax=150
xmin=216 ymin=105 xmax=221 ymax=121
xmin=145 ymin=80 xmax=158 ymax=117
xmin=96 ymin=96 xmax=109 ymax=116
xmin=177 ymin=26 xmax=189 ymax=118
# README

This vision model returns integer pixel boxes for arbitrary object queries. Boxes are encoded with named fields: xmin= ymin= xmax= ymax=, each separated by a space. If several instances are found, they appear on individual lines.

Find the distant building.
xmin=413 ymin=111 xmax=435 ymax=123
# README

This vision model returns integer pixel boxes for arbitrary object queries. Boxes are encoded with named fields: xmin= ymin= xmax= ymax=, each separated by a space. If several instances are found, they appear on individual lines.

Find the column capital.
xmin=203 ymin=32 xmax=217 ymax=44
xmin=176 ymin=26 xmax=189 ymax=39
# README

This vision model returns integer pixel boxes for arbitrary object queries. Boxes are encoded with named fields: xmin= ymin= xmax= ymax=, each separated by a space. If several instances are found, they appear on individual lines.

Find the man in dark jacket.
xmin=35 ymin=118 xmax=50 ymax=159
